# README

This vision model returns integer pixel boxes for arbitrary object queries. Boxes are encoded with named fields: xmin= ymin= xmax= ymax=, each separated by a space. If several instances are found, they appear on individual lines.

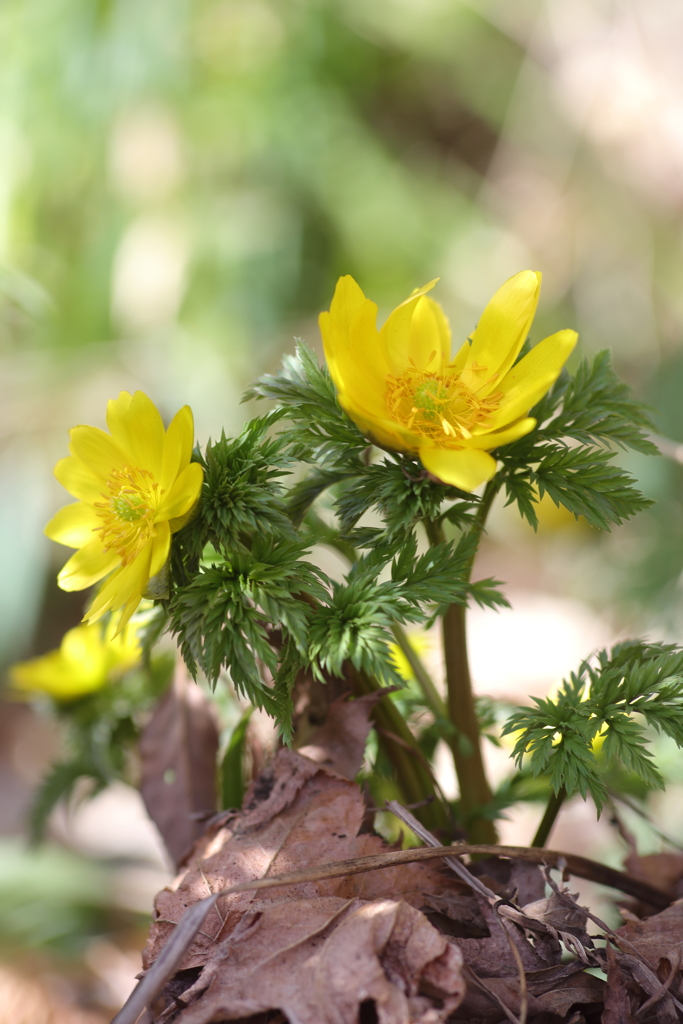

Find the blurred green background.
xmin=3 ymin=0 xmax=683 ymax=1016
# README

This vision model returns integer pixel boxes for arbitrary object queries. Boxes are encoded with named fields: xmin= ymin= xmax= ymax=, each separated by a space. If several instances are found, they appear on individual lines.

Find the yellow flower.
xmin=9 ymin=621 xmax=141 ymax=700
xmin=45 ymin=391 xmax=203 ymax=632
xmin=319 ymin=272 xmax=578 ymax=491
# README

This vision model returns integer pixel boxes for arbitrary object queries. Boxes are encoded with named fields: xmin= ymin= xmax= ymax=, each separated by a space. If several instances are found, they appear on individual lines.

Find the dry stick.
xmin=385 ymin=802 xmax=670 ymax=908
xmin=389 ymin=801 xmax=532 ymax=1022
xmin=110 ymin=841 xmax=670 ymax=1024
xmin=110 ymin=893 xmax=219 ymax=1024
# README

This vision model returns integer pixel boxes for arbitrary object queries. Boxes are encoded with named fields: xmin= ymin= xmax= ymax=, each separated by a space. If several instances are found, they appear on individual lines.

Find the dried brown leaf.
xmin=615 ymin=898 xmax=683 ymax=971
xmin=297 ymin=692 xmax=381 ymax=780
xmin=472 ymin=856 xmax=546 ymax=907
xmin=600 ymin=944 xmax=643 ymax=1024
xmin=453 ymin=968 xmax=604 ymax=1021
xmin=624 ymin=852 xmax=683 ymax=911
xmin=143 ymin=749 xmax=466 ymax=974
xmin=169 ymin=897 xmax=465 ymax=1024
xmin=139 ymin=666 xmax=219 ymax=868
xmin=522 ymin=890 xmax=588 ymax=935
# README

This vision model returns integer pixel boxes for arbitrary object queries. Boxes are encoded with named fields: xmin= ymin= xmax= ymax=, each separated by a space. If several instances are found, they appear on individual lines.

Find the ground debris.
xmin=127 ymin=703 xmax=683 ymax=1024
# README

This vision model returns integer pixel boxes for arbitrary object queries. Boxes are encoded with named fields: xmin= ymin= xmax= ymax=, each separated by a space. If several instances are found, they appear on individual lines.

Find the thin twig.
xmin=390 ymin=800 xmax=531 ymax=1021
xmin=110 ymin=894 xmax=219 ymax=1024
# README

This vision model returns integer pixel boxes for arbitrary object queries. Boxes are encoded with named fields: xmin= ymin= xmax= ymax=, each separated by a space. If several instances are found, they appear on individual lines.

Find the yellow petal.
xmin=57 ymin=540 xmax=120 ymax=592
xmin=488 ymin=329 xmax=578 ymax=430
xmin=449 ymin=338 xmax=471 ymax=374
xmin=466 ymin=417 xmax=536 ymax=449
xmin=460 ymin=271 xmax=541 ymax=396
xmin=114 ymin=594 xmax=144 ymax=634
xmin=9 ymin=648 xmax=98 ymax=699
xmin=320 ymin=303 xmax=389 ymax=417
xmin=45 ymin=502 xmax=100 ymax=548
xmin=328 ymin=275 xmax=368 ymax=334
xmin=160 ymin=405 xmax=195 ymax=493
xmin=105 ymin=391 xmax=133 ymax=438
xmin=69 ymin=425 xmax=128 ymax=481
xmin=396 ymin=278 xmax=439 ymax=308
xmin=406 ymin=297 xmax=452 ymax=370
xmin=86 ymin=547 xmax=151 ymax=626
xmin=159 ymin=462 xmax=204 ymax=523
xmin=106 ymin=391 xmax=165 ymax=477
xmin=337 ymin=392 xmax=418 ymax=453
xmin=150 ymin=520 xmax=171 ymax=577
xmin=54 ymin=455 xmax=106 ymax=504
xmin=419 ymin=446 xmax=497 ymax=491
xmin=380 ymin=281 xmax=439 ymax=376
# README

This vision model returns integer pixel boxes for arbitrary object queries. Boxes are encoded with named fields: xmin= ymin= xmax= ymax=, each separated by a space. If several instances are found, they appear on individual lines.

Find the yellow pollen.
xmin=94 ymin=466 xmax=160 ymax=565
xmin=386 ymin=366 xmax=501 ymax=446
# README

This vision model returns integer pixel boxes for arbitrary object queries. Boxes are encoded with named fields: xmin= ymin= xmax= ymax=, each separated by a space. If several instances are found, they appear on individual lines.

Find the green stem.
xmin=352 ymin=670 xmax=450 ymax=834
xmin=391 ymin=624 xmax=446 ymax=721
xmin=430 ymin=479 xmax=500 ymax=844
xmin=532 ymin=786 xmax=567 ymax=848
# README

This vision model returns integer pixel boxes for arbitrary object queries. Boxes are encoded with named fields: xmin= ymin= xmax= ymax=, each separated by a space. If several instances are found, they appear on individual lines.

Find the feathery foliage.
xmin=498 ymin=351 xmax=656 ymax=530
xmin=503 ymin=641 xmax=683 ymax=812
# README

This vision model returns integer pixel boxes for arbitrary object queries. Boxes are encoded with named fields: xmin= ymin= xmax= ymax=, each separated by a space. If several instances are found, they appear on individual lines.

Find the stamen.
xmin=385 ymin=364 xmax=501 ymax=448
xmin=94 ymin=466 xmax=161 ymax=565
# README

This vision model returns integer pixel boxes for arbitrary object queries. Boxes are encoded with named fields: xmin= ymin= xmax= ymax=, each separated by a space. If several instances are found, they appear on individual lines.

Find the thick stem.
xmin=352 ymin=670 xmax=451 ymax=834
xmin=532 ymin=786 xmax=567 ymax=848
xmin=442 ymin=602 xmax=496 ymax=843
xmin=432 ymin=479 xmax=500 ymax=844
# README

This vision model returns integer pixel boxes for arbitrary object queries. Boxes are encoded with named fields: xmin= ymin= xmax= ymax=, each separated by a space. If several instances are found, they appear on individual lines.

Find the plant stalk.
xmin=391 ymin=624 xmax=447 ymax=721
xmin=531 ymin=786 xmax=567 ymax=848
xmin=352 ymin=669 xmax=451 ymax=834
xmin=431 ymin=480 xmax=500 ymax=844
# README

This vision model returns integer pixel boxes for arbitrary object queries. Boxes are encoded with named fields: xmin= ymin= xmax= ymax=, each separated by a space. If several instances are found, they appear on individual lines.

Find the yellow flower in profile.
xmin=319 ymin=272 xmax=578 ymax=491
xmin=46 ymin=391 xmax=203 ymax=632
xmin=9 ymin=622 xmax=141 ymax=700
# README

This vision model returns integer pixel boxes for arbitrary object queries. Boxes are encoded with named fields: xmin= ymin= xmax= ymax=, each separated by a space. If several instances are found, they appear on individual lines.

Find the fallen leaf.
xmin=624 ymin=851 xmax=683 ymax=907
xmin=615 ymin=898 xmax=683 ymax=970
xmin=471 ymin=854 xmax=546 ymax=906
xmin=139 ymin=664 xmax=219 ymax=868
xmin=453 ymin=966 xmax=605 ymax=1021
xmin=522 ymin=889 xmax=588 ymax=935
xmin=143 ymin=749 xmax=467 ymax=974
xmin=602 ymin=943 xmax=637 ymax=1024
xmin=298 ymin=692 xmax=381 ymax=779
xmin=168 ymin=897 xmax=465 ymax=1024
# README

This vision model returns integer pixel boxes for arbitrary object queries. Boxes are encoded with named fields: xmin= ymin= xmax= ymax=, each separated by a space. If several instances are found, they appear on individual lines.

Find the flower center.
xmin=386 ymin=366 xmax=501 ymax=445
xmin=94 ymin=466 xmax=160 ymax=564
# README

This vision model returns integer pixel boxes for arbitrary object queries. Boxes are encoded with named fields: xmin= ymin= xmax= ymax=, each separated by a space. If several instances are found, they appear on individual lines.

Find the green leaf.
xmin=220 ymin=709 xmax=253 ymax=810
xmin=335 ymin=456 xmax=477 ymax=541
xmin=169 ymin=538 xmax=328 ymax=736
xmin=497 ymin=350 xmax=656 ymax=531
xmin=245 ymin=341 xmax=368 ymax=466
xmin=502 ymin=640 xmax=683 ymax=813
xmin=177 ymin=413 xmax=297 ymax=561
xmin=29 ymin=760 xmax=107 ymax=844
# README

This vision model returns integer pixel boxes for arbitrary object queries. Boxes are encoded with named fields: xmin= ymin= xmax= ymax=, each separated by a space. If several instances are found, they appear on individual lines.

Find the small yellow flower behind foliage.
xmin=9 ymin=622 xmax=141 ymax=700
xmin=319 ymin=272 xmax=577 ymax=492
xmin=45 ymin=391 xmax=203 ymax=632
